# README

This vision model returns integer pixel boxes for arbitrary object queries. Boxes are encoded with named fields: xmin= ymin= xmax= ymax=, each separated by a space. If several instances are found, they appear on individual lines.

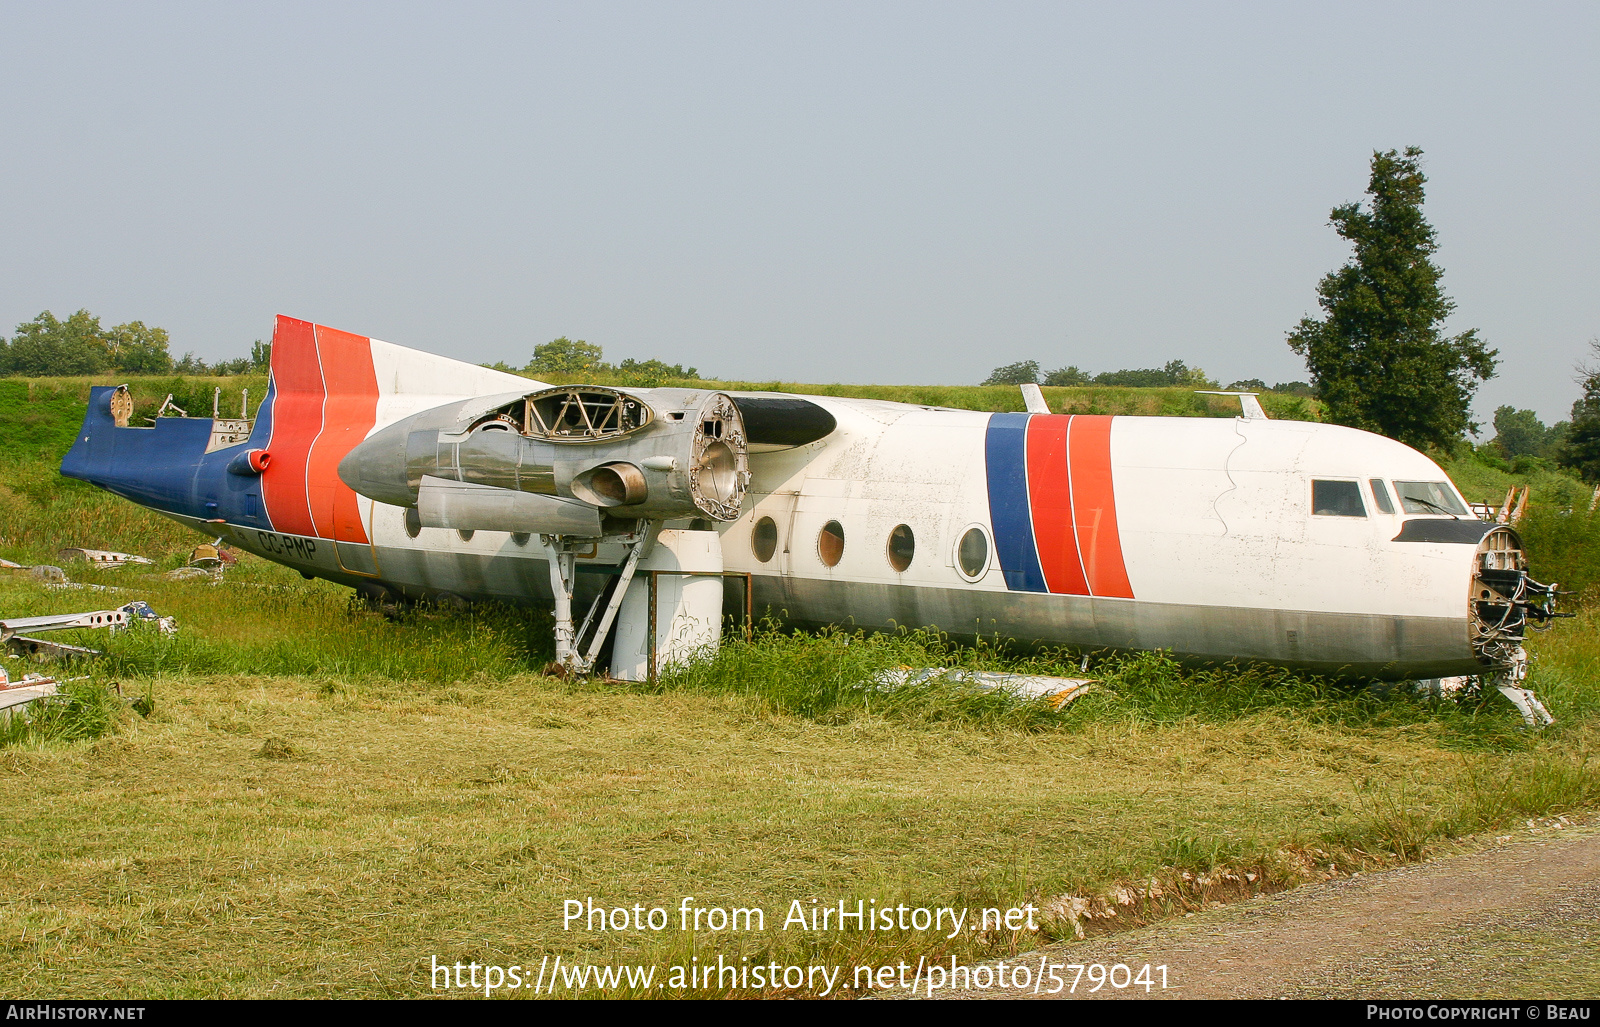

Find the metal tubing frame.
xmin=645 ymin=570 xmax=753 ymax=684
xmin=577 ymin=532 xmax=650 ymax=671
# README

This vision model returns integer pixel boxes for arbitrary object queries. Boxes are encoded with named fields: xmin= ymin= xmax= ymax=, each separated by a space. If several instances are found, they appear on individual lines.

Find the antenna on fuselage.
xmin=1019 ymin=383 xmax=1051 ymax=414
xmin=1195 ymin=391 xmax=1268 ymax=420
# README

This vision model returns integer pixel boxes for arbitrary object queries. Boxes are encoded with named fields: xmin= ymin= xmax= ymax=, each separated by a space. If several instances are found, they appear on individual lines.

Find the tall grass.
xmin=637 ymin=628 xmax=1551 ymax=741
xmin=1518 ymin=504 xmax=1600 ymax=601
xmin=0 ymin=680 xmax=127 ymax=748
xmin=96 ymin=600 xmax=548 ymax=682
xmin=0 ymin=579 xmax=553 ymax=684
xmin=637 ymin=623 xmax=1068 ymax=730
xmin=1438 ymin=445 xmax=1590 ymax=512
xmin=1327 ymin=749 xmax=1600 ymax=862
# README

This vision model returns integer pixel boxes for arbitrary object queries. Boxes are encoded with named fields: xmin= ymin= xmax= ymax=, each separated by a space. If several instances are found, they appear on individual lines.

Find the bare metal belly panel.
xmin=754 ymin=575 xmax=1474 ymax=680
xmin=218 ymin=522 xmax=1473 ymax=680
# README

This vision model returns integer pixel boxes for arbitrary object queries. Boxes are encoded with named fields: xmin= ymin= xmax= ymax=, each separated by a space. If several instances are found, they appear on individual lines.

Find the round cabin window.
xmin=957 ymin=527 xmax=989 ymax=580
xmin=818 ymin=520 xmax=845 ymax=567
xmin=752 ymin=516 xmax=779 ymax=563
xmin=404 ymin=507 xmax=422 ymax=539
xmin=457 ymin=529 xmax=475 ymax=542
xmin=887 ymin=524 xmax=914 ymax=572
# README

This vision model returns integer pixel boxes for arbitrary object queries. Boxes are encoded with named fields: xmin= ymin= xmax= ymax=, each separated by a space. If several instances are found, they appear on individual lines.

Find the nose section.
xmin=338 ymin=419 xmax=415 ymax=508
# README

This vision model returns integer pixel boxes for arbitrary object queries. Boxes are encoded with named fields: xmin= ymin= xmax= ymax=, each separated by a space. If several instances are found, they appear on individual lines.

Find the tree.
xmin=983 ymin=360 xmax=1040 ymax=385
xmin=527 ymin=337 xmax=610 ymax=378
xmin=105 ymin=320 xmax=173 ymax=374
xmin=1043 ymin=365 xmax=1091 ymax=386
xmin=614 ymin=357 xmax=700 ymax=387
xmin=1287 ymin=147 xmax=1497 ymax=451
xmin=250 ymin=340 xmax=271 ymax=372
xmin=1092 ymin=359 xmax=1216 ymax=389
xmin=172 ymin=352 xmax=211 ymax=374
xmin=1558 ymin=339 xmax=1600 ymax=482
xmin=0 ymin=310 xmax=112 ymax=376
xmin=1490 ymin=406 xmax=1551 ymax=459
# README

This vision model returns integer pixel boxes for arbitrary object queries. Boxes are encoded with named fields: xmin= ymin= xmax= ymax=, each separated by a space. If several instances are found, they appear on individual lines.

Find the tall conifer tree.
xmin=1288 ymin=147 xmax=1497 ymax=450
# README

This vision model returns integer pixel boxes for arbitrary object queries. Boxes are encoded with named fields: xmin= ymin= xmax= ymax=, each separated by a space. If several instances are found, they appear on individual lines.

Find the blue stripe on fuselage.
xmin=984 ymin=412 xmax=1046 ymax=592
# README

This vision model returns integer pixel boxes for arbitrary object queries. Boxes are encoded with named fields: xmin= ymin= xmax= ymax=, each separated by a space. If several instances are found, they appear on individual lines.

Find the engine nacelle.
xmin=339 ymin=386 xmax=749 ymax=535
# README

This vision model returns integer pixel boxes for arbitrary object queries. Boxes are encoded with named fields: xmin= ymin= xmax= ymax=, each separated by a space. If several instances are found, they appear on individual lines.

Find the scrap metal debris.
xmin=186 ymin=540 xmax=237 ymax=570
xmin=0 ymin=667 xmax=61 ymax=720
xmin=1410 ymin=654 xmax=1555 ymax=729
xmin=1 ymin=600 xmax=175 ymax=661
xmin=3 ymin=559 xmax=74 ymax=584
xmin=57 ymin=548 xmax=155 ymax=569
xmin=159 ymin=538 xmax=238 ymax=581
xmin=1493 ymin=684 xmax=1556 ymax=729
xmin=874 ymin=667 xmax=1098 ymax=707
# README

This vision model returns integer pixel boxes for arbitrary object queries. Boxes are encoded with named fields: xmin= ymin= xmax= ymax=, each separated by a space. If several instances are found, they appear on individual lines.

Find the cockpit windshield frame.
xmin=1393 ymin=480 xmax=1468 ymax=517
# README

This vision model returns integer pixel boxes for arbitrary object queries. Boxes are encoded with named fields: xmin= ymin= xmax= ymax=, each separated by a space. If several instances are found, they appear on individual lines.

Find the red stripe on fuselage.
xmin=1025 ymin=415 xmax=1090 ymax=595
xmin=260 ymin=316 xmax=324 ymax=537
xmin=306 ymin=324 xmax=379 ymax=543
xmin=1067 ymin=415 xmax=1134 ymax=599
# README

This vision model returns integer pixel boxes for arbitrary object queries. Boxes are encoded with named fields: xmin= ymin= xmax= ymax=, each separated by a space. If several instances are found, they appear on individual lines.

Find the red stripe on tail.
xmin=260 ymin=316 xmax=323 ymax=537
xmin=306 ymin=324 xmax=380 ymax=543
xmin=260 ymin=315 xmax=380 ymax=542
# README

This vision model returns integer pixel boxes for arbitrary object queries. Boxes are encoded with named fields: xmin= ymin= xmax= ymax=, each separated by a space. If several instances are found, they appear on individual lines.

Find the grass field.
xmin=2 ymin=377 xmax=1598 ymax=998
xmin=0 ymin=559 xmax=1596 ymax=998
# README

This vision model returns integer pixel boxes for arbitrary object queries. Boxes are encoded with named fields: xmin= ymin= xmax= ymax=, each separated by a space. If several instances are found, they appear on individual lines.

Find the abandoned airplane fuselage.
xmin=61 ymin=315 xmax=1556 ymax=681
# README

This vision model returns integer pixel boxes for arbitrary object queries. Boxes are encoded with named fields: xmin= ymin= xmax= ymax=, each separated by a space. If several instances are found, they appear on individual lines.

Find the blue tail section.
xmin=60 ymin=385 xmax=278 ymax=531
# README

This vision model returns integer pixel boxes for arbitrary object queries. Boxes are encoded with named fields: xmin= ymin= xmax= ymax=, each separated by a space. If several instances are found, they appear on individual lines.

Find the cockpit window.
xmin=1369 ymin=478 xmax=1395 ymax=515
xmin=1394 ymin=481 xmax=1467 ymax=516
xmin=1313 ymin=479 xmax=1366 ymax=517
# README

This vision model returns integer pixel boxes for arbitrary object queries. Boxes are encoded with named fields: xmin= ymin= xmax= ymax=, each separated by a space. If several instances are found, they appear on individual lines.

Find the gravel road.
xmin=938 ymin=817 xmax=1600 ymax=1000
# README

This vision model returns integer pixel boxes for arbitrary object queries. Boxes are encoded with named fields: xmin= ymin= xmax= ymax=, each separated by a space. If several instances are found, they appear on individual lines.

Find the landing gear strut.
xmin=541 ymin=523 xmax=658 ymax=677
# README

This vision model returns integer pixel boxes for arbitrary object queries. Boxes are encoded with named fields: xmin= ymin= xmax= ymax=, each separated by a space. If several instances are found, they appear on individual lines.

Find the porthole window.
xmin=457 ymin=528 xmax=476 ymax=542
xmin=752 ymin=516 xmax=778 ymax=563
xmin=818 ymin=520 xmax=845 ymax=567
xmin=887 ymin=524 xmax=914 ymax=572
xmin=511 ymin=532 xmax=531 ymax=547
xmin=404 ymin=507 xmax=422 ymax=539
xmin=956 ymin=526 xmax=989 ymax=581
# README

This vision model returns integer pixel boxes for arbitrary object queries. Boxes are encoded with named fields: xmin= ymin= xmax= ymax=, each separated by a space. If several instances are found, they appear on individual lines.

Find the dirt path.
xmin=947 ymin=817 xmax=1600 ymax=999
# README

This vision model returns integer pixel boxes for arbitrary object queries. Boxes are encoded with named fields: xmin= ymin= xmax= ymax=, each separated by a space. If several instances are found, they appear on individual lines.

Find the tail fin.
xmin=260 ymin=314 xmax=537 ymax=539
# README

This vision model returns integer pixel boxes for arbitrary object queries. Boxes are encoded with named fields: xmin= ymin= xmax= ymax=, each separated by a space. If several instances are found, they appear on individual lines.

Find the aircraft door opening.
xmin=312 ymin=484 xmax=381 ymax=577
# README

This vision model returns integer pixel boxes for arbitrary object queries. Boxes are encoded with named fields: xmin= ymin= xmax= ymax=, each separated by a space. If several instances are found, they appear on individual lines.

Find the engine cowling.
xmin=338 ymin=386 xmax=749 ymax=536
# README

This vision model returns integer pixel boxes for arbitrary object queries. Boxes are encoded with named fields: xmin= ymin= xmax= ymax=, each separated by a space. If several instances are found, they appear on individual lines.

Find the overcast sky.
xmin=2 ymin=2 xmax=1594 ymax=426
